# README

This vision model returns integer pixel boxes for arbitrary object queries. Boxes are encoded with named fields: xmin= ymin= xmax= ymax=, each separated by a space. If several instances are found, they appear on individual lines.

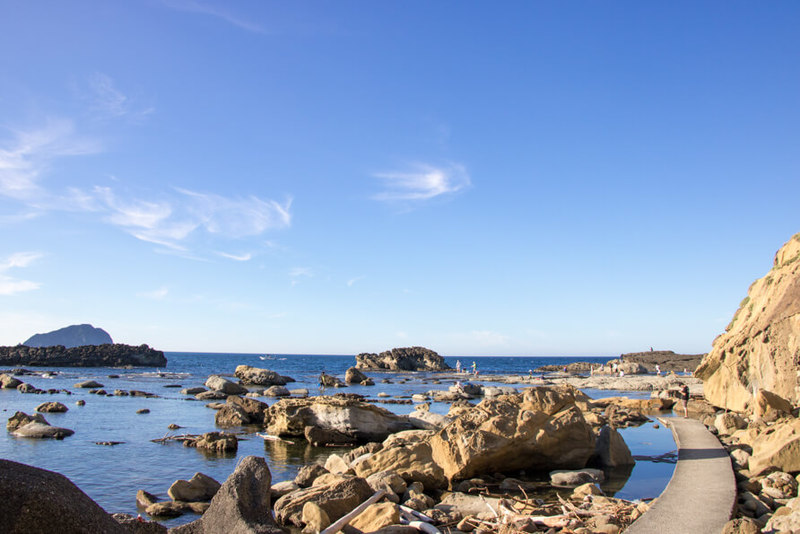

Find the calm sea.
xmin=0 ymin=352 xmax=677 ymax=527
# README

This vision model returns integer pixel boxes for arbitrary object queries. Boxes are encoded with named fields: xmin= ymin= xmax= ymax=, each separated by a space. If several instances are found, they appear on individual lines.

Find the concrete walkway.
xmin=625 ymin=417 xmax=736 ymax=534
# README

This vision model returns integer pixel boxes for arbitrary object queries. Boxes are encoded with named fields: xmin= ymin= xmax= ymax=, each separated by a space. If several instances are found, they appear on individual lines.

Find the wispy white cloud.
xmin=216 ymin=251 xmax=252 ymax=262
xmin=177 ymin=188 xmax=292 ymax=238
xmin=0 ymin=252 xmax=43 ymax=296
xmin=373 ymin=162 xmax=470 ymax=202
xmin=138 ymin=286 xmax=169 ymax=300
xmin=0 ymin=119 xmax=291 ymax=257
xmin=87 ymin=73 xmax=154 ymax=120
xmin=88 ymin=186 xmax=292 ymax=252
xmin=0 ymin=119 xmax=100 ymax=202
xmin=162 ymin=0 xmax=265 ymax=33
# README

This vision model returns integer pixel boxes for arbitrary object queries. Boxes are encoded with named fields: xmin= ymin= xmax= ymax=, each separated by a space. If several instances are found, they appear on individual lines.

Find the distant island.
xmin=23 ymin=324 xmax=113 ymax=348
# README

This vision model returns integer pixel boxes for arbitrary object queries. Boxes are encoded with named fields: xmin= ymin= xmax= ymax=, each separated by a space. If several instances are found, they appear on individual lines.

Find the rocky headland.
xmin=0 ymin=343 xmax=167 ymax=367
xmin=356 ymin=346 xmax=451 ymax=371
xmin=23 ymin=323 xmax=113 ymax=348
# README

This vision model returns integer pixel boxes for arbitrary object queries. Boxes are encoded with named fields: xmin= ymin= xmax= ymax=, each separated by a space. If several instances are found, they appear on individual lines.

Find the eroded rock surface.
xmin=430 ymin=386 xmax=596 ymax=481
xmin=696 ymin=233 xmax=800 ymax=410
xmin=355 ymin=347 xmax=450 ymax=371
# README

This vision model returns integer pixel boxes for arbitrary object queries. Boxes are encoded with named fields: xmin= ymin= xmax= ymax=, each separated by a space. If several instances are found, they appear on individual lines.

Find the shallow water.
xmin=0 ymin=352 xmax=676 ymax=527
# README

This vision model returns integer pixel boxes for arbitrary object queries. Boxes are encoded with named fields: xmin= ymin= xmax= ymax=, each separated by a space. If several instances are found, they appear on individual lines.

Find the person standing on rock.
xmin=681 ymin=383 xmax=690 ymax=417
xmin=456 ymin=360 xmax=461 ymax=373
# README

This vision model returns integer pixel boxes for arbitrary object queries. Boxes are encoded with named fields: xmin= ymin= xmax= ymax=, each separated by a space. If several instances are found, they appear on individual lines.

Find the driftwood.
xmin=256 ymin=432 xmax=295 ymax=445
xmin=320 ymin=490 xmax=386 ymax=534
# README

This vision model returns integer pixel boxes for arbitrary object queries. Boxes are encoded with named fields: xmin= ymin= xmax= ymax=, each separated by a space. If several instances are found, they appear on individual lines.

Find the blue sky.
xmin=1 ymin=1 xmax=798 ymax=356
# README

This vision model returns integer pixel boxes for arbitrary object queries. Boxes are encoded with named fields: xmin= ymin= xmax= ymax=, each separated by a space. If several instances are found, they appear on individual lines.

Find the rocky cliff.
xmin=23 ymin=324 xmax=113 ymax=348
xmin=695 ymin=233 xmax=800 ymax=411
xmin=0 ymin=344 xmax=167 ymax=368
xmin=355 ymin=346 xmax=451 ymax=371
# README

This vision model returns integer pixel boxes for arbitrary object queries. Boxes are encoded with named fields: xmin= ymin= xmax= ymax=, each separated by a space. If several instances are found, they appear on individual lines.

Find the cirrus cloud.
xmin=372 ymin=162 xmax=471 ymax=202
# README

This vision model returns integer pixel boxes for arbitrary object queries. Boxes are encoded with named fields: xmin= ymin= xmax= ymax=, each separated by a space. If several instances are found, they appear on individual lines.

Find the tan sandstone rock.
xmin=696 ymin=233 xmax=800 ymax=411
xmin=266 ymin=396 xmax=412 ymax=442
xmin=430 ymin=386 xmax=595 ymax=482
xmin=350 ymin=502 xmax=401 ymax=532
xmin=749 ymin=418 xmax=800 ymax=475
xmin=354 ymin=441 xmax=447 ymax=489
xmin=273 ymin=476 xmax=373 ymax=527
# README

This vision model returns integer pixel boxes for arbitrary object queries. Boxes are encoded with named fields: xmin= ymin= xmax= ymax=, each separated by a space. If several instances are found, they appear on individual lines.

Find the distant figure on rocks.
xmin=681 ymin=383 xmax=690 ymax=417
xmin=650 ymin=346 xmax=654 ymax=352
xmin=655 ymin=364 xmax=661 ymax=375
xmin=471 ymin=361 xmax=477 ymax=375
xmin=456 ymin=360 xmax=461 ymax=373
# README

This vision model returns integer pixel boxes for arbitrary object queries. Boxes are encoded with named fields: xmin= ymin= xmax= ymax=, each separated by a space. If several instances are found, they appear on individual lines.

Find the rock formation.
xmin=429 ymin=386 xmax=596 ymax=481
xmin=696 ymin=233 xmax=800 ymax=411
xmin=170 ymin=456 xmax=283 ymax=534
xmin=355 ymin=346 xmax=451 ymax=371
xmin=266 ymin=395 xmax=412 ymax=442
xmin=23 ymin=323 xmax=113 ymax=348
xmin=0 ymin=343 xmax=167 ymax=368
xmin=620 ymin=350 xmax=706 ymax=373
xmin=0 ymin=459 xmax=128 ymax=533
xmin=234 ymin=365 xmax=293 ymax=386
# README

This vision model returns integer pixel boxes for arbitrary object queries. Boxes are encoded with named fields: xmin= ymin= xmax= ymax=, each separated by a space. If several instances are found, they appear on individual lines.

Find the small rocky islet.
xmin=3 ymin=232 xmax=800 ymax=533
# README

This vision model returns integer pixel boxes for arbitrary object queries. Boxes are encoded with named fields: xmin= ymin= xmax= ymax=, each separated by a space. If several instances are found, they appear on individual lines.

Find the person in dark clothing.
xmin=681 ymin=384 xmax=690 ymax=417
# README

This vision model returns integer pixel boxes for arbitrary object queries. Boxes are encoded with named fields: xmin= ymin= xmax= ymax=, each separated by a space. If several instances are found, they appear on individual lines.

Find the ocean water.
xmin=0 ymin=352 xmax=676 ymax=527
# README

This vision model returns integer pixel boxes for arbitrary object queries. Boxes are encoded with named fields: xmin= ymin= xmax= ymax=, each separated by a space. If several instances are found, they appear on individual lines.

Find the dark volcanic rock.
xmin=620 ymin=350 xmax=705 ymax=372
xmin=170 ymin=456 xmax=282 ymax=534
xmin=0 ymin=459 xmax=128 ymax=533
xmin=355 ymin=346 xmax=451 ymax=371
xmin=0 ymin=343 xmax=167 ymax=368
xmin=23 ymin=324 xmax=113 ymax=348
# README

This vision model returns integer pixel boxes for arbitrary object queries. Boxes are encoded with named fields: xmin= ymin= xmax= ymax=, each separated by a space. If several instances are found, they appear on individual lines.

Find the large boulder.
xmin=319 ymin=373 xmax=345 ymax=388
xmin=12 ymin=421 xmax=74 ymax=439
xmin=715 ymin=412 xmax=748 ymax=435
xmin=36 ymin=401 xmax=68 ymax=413
xmin=205 ymin=375 xmax=248 ymax=395
xmin=345 ymin=367 xmax=369 ymax=384
xmin=429 ymin=386 xmax=596 ymax=481
xmin=170 ymin=456 xmax=282 ymax=534
xmin=755 ymin=389 xmax=794 ymax=422
xmin=168 ymin=473 xmax=221 ymax=502
xmin=749 ymin=419 xmax=800 ymax=475
xmin=0 ymin=459 xmax=128 ymax=533
xmin=215 ymin=396 xmax=269 ymax=427
xmin=273 ymin=476 xmax=373 ymax=528
xmin=234 ymin=365 xmax=291 ymax=386
xmin=355 ymin=347 xmax=451 ymax=371
xmin=696 ymin=233 xmax=800 ymax=410
xmin=266 ymin=396 xmax=412 ymax=442
xmin=354 ymin=441 xmax=447 ymax=489
xmin=0 ymin=373 xmax=22 ymax=389
xmin=764 ymin=496 xmax=800 ymax=534
xmin=594 ymin=426 xmax=635 ymax=467
xmin=7 ymin=411 xmax=48 ymax=432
